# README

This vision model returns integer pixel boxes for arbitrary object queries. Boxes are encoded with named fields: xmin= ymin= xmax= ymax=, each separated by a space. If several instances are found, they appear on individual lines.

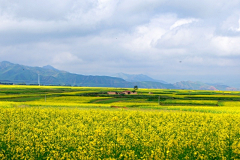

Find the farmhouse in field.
xmin=107 ymin=91 xmax=137 ymax=95
xmin=120 ymin=91 xmax=137 ymax=95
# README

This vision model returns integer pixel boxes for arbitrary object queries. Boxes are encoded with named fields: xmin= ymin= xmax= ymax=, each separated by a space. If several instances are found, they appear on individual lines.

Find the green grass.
xmin=161 ymin=99 xmax=219 ymax=106
xmin=90 ymin=98 xmax=131 ymax=104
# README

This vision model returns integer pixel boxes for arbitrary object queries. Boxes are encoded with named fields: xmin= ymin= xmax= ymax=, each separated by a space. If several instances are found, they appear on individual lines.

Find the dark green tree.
xmin=134 ymin=85 xmax=138 ymax=91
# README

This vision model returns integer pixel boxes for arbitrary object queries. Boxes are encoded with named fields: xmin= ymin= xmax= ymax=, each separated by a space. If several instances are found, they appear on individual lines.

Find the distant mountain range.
xmin=173 ymin=81 xmax=238 ymax=91
xmin=113 ymin=73 xmax=168 ymax=84
xmin=0 ymin=61 xmax=176 ymax=89
xmin=0 ymin=61 xmax=238 ymax=90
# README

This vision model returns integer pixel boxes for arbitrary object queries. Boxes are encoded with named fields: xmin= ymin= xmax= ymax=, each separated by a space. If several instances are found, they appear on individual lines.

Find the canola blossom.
xmin=1 ymin=85 xmax=240 ymax=159
xmin=1 ymin=107 xmax=240 ymax=159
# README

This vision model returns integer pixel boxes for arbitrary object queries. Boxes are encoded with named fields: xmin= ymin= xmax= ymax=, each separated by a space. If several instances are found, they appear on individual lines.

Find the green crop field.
xmin=1 ymin=85 xmax=240 ymax=159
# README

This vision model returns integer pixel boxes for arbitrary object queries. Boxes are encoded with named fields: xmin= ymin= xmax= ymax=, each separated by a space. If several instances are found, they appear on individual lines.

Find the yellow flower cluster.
xmin=163 ymin=99 xmax=218 ymax=105
xmin=1 ymin=108 xmax=240 ymax=159
xmin=149 ymin=105 xmax=240 ymax=114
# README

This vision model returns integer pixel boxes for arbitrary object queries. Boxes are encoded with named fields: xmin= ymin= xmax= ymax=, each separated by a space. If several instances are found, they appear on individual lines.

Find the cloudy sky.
xmin=0 ymin=0 xmax=240 ymax=87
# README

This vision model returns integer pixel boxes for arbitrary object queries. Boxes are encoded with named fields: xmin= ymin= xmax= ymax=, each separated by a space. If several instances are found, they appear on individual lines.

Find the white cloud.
xmin=210 ymin=36 xmax=240 ymax=56
xmin=122 ymin=14 xmax=204 ymax=56
xmin=229 ymin=18 xmax=240 ymax=32
xmin=237 ymin=19 xmax=240 ymax=31
xmin=52 ymin=52 xmax=82 ymax=64
xmin=170 ymin=18 xmax=198 ymax=30
xmin=0 ymin=0 xmax=240 ymax=86
xmin=122 ymin=14 xmax=175 ymax=52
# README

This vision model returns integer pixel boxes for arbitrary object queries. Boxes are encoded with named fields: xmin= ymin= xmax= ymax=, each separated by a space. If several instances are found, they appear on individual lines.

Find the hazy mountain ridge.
xmin=173 ymin=81 xmax=238 ymax=91
xmin=0 ymin=61 xmax=238 ymax=90
xmin=42 ymin=65 xmax=59 ymax=71
xmin=113 ymin=73 xmax=168 ymax=84
xmin=0 ymin=61 xmax=126 ymax=86
xmin=0 ymin=61 xmax=175 ymax=89
xmin=114 ymin=73 xmax=239 ymax=91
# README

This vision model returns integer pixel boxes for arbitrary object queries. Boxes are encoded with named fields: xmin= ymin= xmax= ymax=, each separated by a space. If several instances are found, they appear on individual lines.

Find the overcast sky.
xmin=0 ymin=0 xmax=240 ymax=87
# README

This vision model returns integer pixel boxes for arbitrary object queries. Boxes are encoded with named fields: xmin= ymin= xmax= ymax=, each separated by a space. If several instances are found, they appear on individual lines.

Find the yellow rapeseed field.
xmin=1 ymin=85 xmax=240 ymax=159
xmin=1 ymin=107 xmax=240 ymax=159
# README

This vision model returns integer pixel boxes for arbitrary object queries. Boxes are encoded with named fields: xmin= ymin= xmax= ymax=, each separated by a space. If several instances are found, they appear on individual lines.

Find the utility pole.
xmin=38 ymin=74 xmax=40 ymax=86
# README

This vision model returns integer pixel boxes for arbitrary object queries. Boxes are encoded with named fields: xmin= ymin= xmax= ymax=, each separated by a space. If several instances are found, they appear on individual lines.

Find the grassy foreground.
xmin=1 ymin=85 xmax=240 ymax=159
